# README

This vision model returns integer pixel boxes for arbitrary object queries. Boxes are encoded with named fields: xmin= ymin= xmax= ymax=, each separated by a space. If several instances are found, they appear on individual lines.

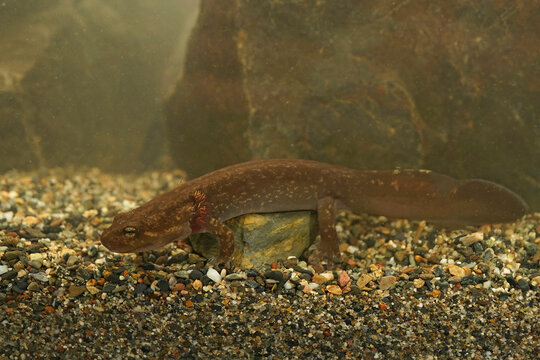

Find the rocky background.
xmin=1 ymin=0 xmax=539 ymax=210
xmin=0 ymin=0 xmax=199 ymax=172
xmin=168 ymin=0 xmax=539 ymax=210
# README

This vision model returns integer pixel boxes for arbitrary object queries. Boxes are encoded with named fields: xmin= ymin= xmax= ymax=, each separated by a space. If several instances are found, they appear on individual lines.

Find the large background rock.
xmin=0 ymin=0 xmax=199 ymax=172
xmin=167 ymin=0 xmax=539 ymax=210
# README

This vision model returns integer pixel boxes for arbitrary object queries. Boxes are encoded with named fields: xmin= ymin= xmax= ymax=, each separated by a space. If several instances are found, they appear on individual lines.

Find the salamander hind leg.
xmin=315 ymin=196 xmax=341 ymax=264
xmin=204 ymin=217 xmax=234 ymax=268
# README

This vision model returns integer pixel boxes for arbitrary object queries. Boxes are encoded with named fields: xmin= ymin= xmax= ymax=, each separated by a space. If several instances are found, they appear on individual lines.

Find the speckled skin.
xmin=100 ymin=159 xmax=528 ymax=265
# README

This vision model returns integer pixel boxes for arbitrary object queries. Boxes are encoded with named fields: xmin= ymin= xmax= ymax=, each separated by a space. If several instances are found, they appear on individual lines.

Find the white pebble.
xmin=30 ymin=253 xmax=44 ymax=261
xmin=29 ymin=272 xmax=48 ymax=282
xmin=206 ymin=267 xmax=222 ymax=283
xmin=0 ymin=265 xmax=9 ymax=276
xmin=283 ymin=280 xmax=294 ymax=290
xmin=2 ymin=211 xmax=13 ymax=222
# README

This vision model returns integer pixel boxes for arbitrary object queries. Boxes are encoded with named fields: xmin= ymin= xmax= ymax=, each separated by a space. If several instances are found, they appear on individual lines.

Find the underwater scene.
xmin=0 ymin=1 xmax=538 ymax=358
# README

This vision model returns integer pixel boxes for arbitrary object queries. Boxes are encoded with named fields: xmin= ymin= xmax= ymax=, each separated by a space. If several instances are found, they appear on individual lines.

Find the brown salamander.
xmin=100 ymin=159 xmax=528 ymax=265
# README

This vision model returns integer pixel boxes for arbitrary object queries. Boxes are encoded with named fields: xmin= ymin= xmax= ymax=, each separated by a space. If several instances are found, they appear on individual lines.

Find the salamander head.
xmin=100 ymin=204 xmax=193 ymax=253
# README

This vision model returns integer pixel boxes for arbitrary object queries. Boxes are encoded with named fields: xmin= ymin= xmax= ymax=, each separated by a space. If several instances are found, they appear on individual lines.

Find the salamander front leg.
xmin=204 ymin=217 xmax=234 ymax=268
xmin=316 ymin=196 xmax=341 ymax=263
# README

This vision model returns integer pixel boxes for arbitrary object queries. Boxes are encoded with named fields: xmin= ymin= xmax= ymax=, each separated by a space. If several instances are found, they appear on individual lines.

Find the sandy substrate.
xmin=0 ymin=168 xmax=538 ymax=359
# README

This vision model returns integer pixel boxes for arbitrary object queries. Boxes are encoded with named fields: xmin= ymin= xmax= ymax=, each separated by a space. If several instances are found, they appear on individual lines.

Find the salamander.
xmin=100 ymin=159 xmax=528 ymax=265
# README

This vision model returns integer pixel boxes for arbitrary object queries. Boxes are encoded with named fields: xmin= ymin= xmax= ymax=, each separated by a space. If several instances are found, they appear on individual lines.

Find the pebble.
xmin=87 ymin=285 xmax=101 ymax=295
xmin=225 ymin=272 xmax=247 ymax=281
xmin=0 ymin=265 xmax=8 ymax=276
xmin=312 ymin=273 xmax=330 ymax=285
xmin=448 ymin=264 xmax=466 ymax=277
xmin=206 ymin=268 xmax=222 ymax=283
xmin=338 ymin=270 xmax=350 ymax=287
xmin=264 ymin=270 xmax=284 ymax=282
xmin=29 ymin=272 xmax=48 ymax=282
xmin=356 ymin=274 xmax=374 ymax=288
xmin=413 ymin=279 xmax=425 ymax=288
xmin=1 ymin=270 xmax=17 ymax=280
xmin=326 ymin=284 xmax=342 ymax=295
xmin=460 ymin=232 xmax=483 ymax=246
xmin=27 ymin=281 xmax=40 ymax=292
xmin=174 ymin=270 xmax=190 ymax=279
xmin=379 ymin=276 xmax=397 ymax=290
xmin=192 ymin=279 xmax=202 ymax=290
xmin=68 ymin=285 xmax=86 ymax=297
xmin=23 ymin=216 xmax=41 ymax=226
xmin=66 ymin=255 xmax=79 ymax=266
xmin=189 ymin=269 xmax=204 ymax=280
xmin=517 ymin=279 xmax=530 ymax=292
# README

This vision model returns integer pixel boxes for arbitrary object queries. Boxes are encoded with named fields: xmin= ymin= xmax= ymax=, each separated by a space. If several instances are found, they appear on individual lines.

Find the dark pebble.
xmin=77 ymin=268 xmax=93 ymax=280
xmin=27 ymin=246 xmax=46 ymax=253
xmin=439 ymin=281 xmax=449 ymax=290
xmin=43 ymin=225 xmax=62 ymax=233
xmin=24 ymin=228 xmax=47 ymax=238
xmin=245 ymin=280 xmax=260 ymax=289
xmin=524 ymin=243 xmax=538 ymax=257
xmin=141 ymin=343 xmax=152 ymax=353
xmin=264 ymin=270 xmax=284 ymax=282
xmin=506 ymin=276 xmax=519 ymax=288
xmin=157 ymin=279 xmax=170 ymax=292
xmin=108 ymin=273 xmax=125 ymax=285
xmin=292 ymin=266 xmax=313 ymax=276
xmin=140 ymin=263 xmax=155 ymax=271
xmin=102 ymin=283 xmax=116 ymax=293
xmin=2 ymin=270 xmax=17 ymax=281
xmin=483 ymin=249 xmax=494 ymax=262
xmin=4 ymin=251 xmax=24 ymax=261
xmin=193 ymin=294 xmax=204 ymax=303
xmin=414 ymin=248 xmax=428 ymax=256
xmin=209 ymin=304 xmax=222 ymax=312
xmin=246 ymin=269 xmax=260 ymax=278
xmin=461 ymin=275 xmax=479 ymax=286
xmin=112 ymin=268 xmax=125 ymax=275
xmin=472 ymin=242 xmax=484 ymax=253
xmin=299 ymin=273 xmax=311 ymax=281
xmin=134 ymin=283 xmax=147 ymax=295
xmin=433 ymin=266 xmax=444 ymax=277
xmin=477 ymin=263 xmax=490 ymax=274
xmin=498 ymin=292 xmax=510 ymax=301
xmin=201 ymin=275 xmax=212 ymax=286
xmin=166 ymin=253 xmax=187 ymax=265
xmin=12 ymin=285 xmax=25 ymax=294
xmin=517 ymin=279 xmax=530 ymax=292
xmin=14 ymin=279 xmax=28 ymax=290
xmin=189 ymin=269 xmax=204 ymax=280
xmin=425 ymin=279 xmax=433 ymax=290
xmin=66 ymin=215 xmax=82 ymax=227
xmin=407 ymin=268 xmax=422 ymax=280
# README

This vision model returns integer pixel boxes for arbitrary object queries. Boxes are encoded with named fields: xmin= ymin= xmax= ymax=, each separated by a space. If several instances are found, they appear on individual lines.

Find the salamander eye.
xmin=122 ymin=226 xmax=138 ymax=238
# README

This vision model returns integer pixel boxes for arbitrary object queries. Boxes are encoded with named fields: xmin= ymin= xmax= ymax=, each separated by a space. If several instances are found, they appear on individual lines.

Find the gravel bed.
xmin=0 ymin=168 xmax=538 ymax=359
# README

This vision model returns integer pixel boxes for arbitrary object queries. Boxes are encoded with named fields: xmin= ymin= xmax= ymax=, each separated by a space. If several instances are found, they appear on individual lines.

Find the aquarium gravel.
xmin=0 ymin=168 xmax=538 ymax=359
